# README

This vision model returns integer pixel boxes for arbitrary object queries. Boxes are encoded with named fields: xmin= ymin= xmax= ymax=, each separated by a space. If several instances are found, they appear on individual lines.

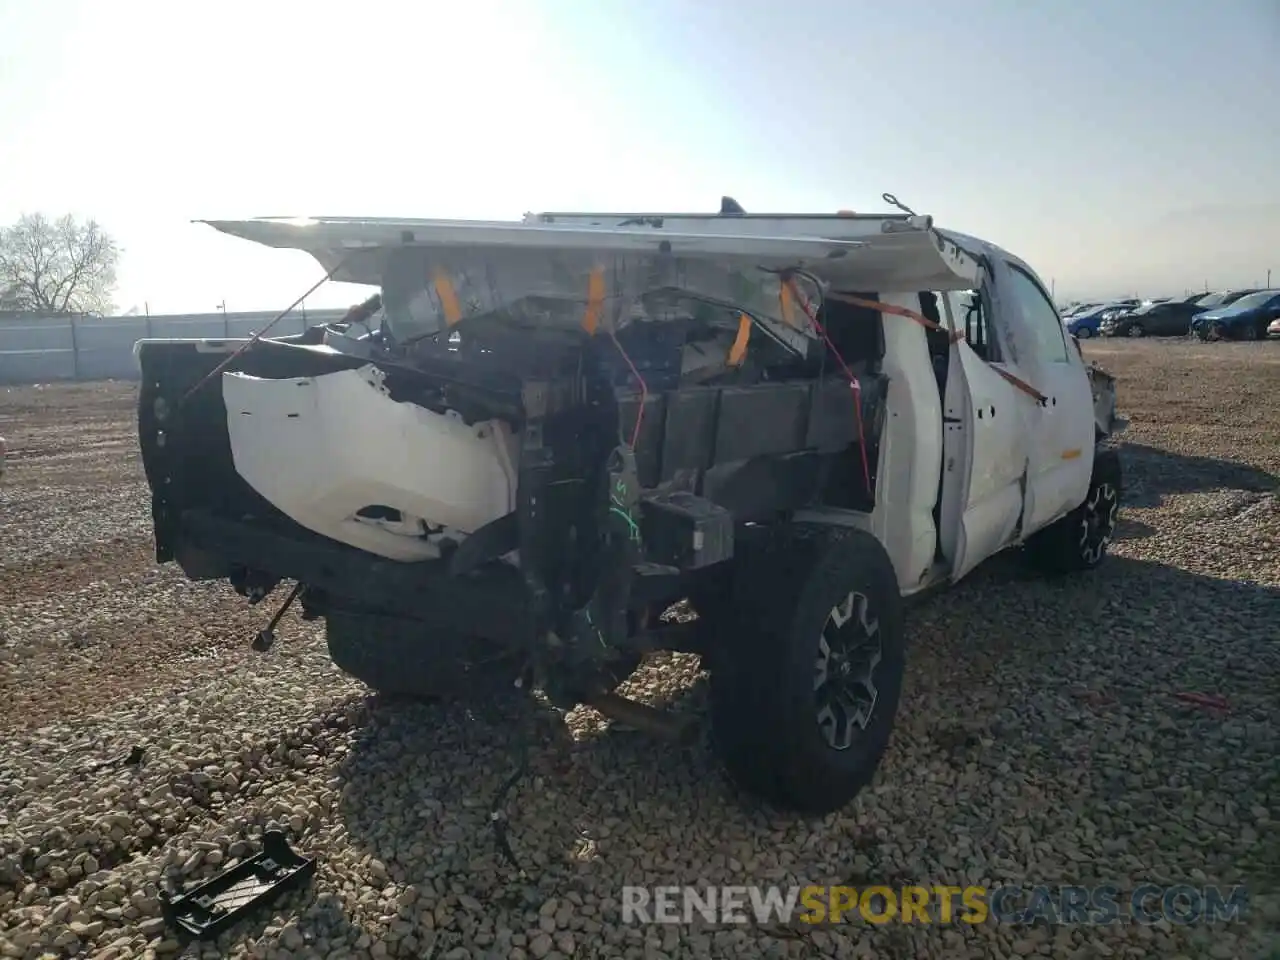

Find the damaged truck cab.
xmin=135 ymin=199 xmax=1124 ymax=815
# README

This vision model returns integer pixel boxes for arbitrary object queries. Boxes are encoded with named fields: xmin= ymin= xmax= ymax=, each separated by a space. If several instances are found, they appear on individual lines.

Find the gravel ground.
xmin=1 ymin=341 xmax=1278 ymax=960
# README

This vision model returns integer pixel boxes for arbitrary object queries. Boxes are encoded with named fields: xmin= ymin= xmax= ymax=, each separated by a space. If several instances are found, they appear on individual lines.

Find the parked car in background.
xmin=1190 ymin=289 xmax=1280 ymax=340
xmin=1062 ymin=302 xmax=1100 ymax=319
xmin=1066 ymin=299 xmax=1140 ymax=338
xmin=1268 ymin=317 xmax=1280 ymax=338
xmin=1100 ymin=296 xmax=1208 ymax=337
xmin=1189 ymin=289 xmax=1259 ymax=313
xmin=1099 ymin=297 xmax=1168 ymax=325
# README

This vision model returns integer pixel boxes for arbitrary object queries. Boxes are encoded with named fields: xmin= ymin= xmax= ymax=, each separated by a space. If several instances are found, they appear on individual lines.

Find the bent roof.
xmin=199 ymin=213 xmax=985 ymax=292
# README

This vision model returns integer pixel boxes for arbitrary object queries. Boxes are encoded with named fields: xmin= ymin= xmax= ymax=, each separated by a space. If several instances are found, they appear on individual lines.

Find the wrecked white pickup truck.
xmin=134 ymin=196 xmax=1126 ymax=815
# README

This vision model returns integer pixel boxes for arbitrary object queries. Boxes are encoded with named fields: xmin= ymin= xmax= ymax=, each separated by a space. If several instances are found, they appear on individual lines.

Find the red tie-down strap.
xmin=781 ymin=279 xmax=873 ymax=496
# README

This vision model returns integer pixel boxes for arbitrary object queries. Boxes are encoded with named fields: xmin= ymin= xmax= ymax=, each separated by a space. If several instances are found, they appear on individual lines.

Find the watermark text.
xmin=621 ymin=884 xmax=1249 ymax=926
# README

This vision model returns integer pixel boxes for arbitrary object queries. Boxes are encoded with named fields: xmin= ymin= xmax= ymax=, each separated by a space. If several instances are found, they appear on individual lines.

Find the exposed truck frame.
xmin=134 ymin=197 xmax=1125 ymax=814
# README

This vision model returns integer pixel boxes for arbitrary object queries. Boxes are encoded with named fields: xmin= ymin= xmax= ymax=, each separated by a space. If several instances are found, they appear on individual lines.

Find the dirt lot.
xmin=1 ymin=341 xmax=1277 ymax=960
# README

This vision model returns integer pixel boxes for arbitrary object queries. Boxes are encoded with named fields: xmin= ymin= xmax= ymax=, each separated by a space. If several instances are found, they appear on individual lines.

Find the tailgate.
xmin=135 ymin=337 xmax=366 ymax=566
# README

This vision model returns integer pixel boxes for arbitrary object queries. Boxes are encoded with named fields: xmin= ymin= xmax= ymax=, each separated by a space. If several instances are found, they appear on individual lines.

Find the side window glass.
xmin=940 ymin=290 xmax=994 ymax=359
xmin=1006 ymin=265 xmax=1070 ymax=363
xmin=966 ymin=295 xmax=987 ymax=354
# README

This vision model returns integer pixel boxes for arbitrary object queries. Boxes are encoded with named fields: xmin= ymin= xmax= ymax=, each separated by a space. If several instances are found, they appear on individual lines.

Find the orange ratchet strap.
xmin=727 ymin=312 xmax=752 ymax=367
xmin=432 ymin=269 xmax=463 ymax=327
xmin=824 ymin=292 xmax=1048 ymax=405
xmin=581 ymin=266 xmax=605 ymax=335
xmin=990 ymin=367 xmax=1048 ymax=405
xmin=826 ymin=292 xmax=964 ymax=343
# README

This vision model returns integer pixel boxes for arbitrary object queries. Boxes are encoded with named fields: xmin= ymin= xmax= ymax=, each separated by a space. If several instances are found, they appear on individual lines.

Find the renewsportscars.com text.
xmin=621 ymin=884 xmax=1249 ymax=926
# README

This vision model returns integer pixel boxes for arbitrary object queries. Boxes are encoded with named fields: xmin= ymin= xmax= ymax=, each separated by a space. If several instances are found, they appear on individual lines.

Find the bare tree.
xmin=0 ymin=213 xmax=120 ymax=315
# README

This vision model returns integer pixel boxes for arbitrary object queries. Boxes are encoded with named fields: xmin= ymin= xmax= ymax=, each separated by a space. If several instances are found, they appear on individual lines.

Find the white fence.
xmin=0 ymin=309 xmax=352 ymax=385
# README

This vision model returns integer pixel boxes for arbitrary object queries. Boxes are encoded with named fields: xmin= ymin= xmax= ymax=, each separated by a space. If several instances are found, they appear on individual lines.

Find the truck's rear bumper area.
xmin=177 ymin=508 xmax=531 ymax=646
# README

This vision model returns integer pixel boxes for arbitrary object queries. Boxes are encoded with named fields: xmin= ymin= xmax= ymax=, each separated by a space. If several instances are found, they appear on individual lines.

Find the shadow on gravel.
xmin=1113 ymin=517 xmax=1157 ymax=541
xmin=945 ymin=555 xmax=1280 ymax=686
xmin=922 ymin=555 xmax=1280 ymax=887
xmin=209 ymin=888 xmax=367 ymax=959
xmin=332 ymin=692 xmax=594 ymax=880
xmin=331 ymin=676 xmax=784 ymax=908
xmin=1121 ymin=441 xmax=1279 ymax=508
xmin=330 ymin=552 xmax=1280 ymax=929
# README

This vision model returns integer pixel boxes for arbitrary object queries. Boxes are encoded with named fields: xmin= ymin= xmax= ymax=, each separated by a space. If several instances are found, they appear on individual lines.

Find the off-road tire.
xmin=685 ymin=561 xmax=741 ymax=671
xmin=325 ymin=608 xmax=523 ymax=700
xmin=1023 ymin=446 xmax=1123 ymax=575
xmin=707 ymin=525 xmax=905 ymax=815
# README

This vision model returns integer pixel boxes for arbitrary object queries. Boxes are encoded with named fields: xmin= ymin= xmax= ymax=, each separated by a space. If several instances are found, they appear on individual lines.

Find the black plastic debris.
xmin=160 ymin=830 xmax=316 ymax=939
xmin=82 ymin=744 xmax=146 ymax=774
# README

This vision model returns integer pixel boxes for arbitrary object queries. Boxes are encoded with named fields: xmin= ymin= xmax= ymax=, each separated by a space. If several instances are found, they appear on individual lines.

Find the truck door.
xmin=991 ymin=260 xmax=1095 ymax=534
xmin=937 ymin=290 xmax=1030 ymax=582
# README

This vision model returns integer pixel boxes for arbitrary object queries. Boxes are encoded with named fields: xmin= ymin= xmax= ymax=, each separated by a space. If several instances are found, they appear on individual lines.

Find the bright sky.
xmin=2 ymin=0 xmax=1277 ymax=313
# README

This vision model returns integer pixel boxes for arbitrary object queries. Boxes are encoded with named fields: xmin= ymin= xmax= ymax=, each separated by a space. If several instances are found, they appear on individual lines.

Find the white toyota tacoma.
xmin=133 ymin=195 xmax=1126 ymax=815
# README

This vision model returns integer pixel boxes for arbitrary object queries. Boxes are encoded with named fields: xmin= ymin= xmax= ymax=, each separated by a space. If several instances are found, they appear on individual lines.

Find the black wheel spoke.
xmin=1077 ymin=481 xmax=1119 ymax=564
xmin=814 ymin=590 xmax=883 ymax=750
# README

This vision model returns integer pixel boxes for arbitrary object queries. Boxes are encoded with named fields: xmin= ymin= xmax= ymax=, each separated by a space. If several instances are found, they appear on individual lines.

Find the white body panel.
xmin=222 ymin=364 xmax=518 ymax=562
xmin=860 ymin=292 xmax=944 ymax=592
xmin=985 ymin=257 xmax=1095 ymax=533
xmin=1020 ymin=366 xmax=1095 ymax=532
xmin=938 ymin=340 xmax=1029 ymax=581
xmin=933 ymin=252 xmax=1098 ymax=581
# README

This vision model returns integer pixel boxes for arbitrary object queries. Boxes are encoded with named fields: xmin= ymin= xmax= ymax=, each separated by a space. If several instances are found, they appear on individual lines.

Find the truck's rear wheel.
xmin=1023 ymin=446 xmax=1122 ymax=575
xmin=325 ymin=607 xmax=524 ymax=700
xmin=708 ymin=525 xmax=905 ymax=815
